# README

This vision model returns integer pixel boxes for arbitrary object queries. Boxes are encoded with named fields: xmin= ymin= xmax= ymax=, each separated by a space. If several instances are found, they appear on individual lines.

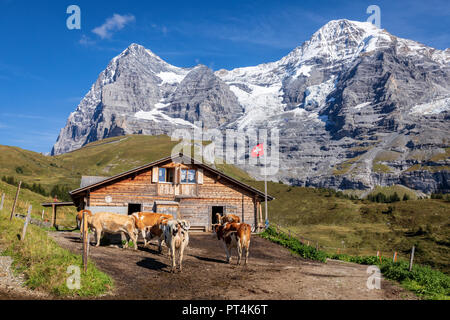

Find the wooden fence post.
xmin=409 ymin=246 xmax=415 ymax=272
xmin=9 ymin=181 xmax=21 ymax=221
xmin=316 ymin=242 xmax=319 ymax=251
xmin=51 ymin=204 xmax=56 ymax=228
xmin=21 ymin=205 xmax=32 ymax=241
xmin=41 ymin=209 xmax=45 ymax=220
xmin=82 ymin=211 xmax=89 ymax=273
xmin=0 ymin=193 xmax=5 ymax=211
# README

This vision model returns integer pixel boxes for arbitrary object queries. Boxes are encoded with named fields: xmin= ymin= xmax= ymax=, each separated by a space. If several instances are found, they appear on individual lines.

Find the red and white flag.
xmin=251 ymin=143 xmax=264 ymax=158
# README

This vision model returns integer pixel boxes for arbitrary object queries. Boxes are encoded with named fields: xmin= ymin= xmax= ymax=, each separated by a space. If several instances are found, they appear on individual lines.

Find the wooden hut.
xmin=69 ymin=153 xmax=273 ymax=232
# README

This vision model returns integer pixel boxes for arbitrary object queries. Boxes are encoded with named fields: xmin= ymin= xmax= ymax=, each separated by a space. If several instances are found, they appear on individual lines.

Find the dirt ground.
xmin=28 ymin=231 xmax=416 ymax=300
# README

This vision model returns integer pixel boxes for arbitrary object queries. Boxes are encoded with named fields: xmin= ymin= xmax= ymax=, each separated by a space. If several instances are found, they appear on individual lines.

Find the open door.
xmin=211 ymin=206 xmax=224 ymax=224
xmin=127 ymin=203 xmax=142 ymax=215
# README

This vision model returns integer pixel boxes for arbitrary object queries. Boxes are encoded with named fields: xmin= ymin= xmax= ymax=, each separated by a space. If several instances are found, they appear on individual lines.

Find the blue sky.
xmin=0 ymin=0 xmax=449 ymax=153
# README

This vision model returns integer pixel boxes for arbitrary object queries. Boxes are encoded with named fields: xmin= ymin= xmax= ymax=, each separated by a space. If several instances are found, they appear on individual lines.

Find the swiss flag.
xmin=251 ymin=144 xmax=264 ymax=158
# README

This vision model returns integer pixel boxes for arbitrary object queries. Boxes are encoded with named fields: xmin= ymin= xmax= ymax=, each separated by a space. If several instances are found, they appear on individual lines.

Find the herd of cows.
xmin=75 ymin=210 xmax=252 ymax=272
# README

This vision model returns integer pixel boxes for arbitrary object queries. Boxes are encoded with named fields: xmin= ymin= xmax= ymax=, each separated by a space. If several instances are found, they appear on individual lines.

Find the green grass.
xmin=0 ymin=207 xmax=113 ymax=297
xmin=261 ymin=226 xmax=450 ymax=300
xmin=373 ymin=162 xmax=393 ymax=173
xmin=368 ymin=185 xmax=420 ymax=200
xmin=241 ymin=181 xmax=450 ymax=274
xmin=1 ymin=133 xmax=448 ymax=292
xmin=332 ymin=156 xmax=361 ymax=175
xmin=0 ymin=135 xmax=245 ymax=196
xmin=0 ymin=180 xmax=77 ymax=227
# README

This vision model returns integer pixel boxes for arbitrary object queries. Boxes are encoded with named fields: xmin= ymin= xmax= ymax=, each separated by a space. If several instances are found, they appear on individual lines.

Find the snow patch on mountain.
xmin=157 ymin=71 xmax=188 ymax=85
xmin=410 ymin=97 xmax=450 ymax=115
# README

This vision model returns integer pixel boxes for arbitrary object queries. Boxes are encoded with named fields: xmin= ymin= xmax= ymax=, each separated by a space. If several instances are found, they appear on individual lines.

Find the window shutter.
xmin=197 ymin=168 xmax=203 ymax=184
xmin=152 ymin=167 xmax=158 ymax=183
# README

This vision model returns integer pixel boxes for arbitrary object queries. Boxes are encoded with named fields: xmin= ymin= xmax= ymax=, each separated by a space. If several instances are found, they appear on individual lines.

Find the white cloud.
xmin=92 ymin=14 xmax=135 ymax=39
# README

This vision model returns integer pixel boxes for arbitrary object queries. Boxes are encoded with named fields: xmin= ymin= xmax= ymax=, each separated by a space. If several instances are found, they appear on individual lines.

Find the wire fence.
xmin=272 ymin=222 xmax=404 ymax=262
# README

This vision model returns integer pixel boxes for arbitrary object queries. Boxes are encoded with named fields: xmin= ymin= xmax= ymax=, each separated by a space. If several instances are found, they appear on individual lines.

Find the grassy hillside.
xmin=0 ymin=180 xmax=112 ymax=297
xmin=0 ymin=180 xmax=77 ymax=227
xmin=0 ymin=135 xmax=246 ymax=195
xmin=241 ymin=181 xmax=450 ymax=274
xmin=1 ymin=135 xmax=448 ymax=275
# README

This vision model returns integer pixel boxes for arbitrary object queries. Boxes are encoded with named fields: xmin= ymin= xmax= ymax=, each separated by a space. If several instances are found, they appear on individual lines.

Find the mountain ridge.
xmin=51 ymin=19 xmax=450 ymax=193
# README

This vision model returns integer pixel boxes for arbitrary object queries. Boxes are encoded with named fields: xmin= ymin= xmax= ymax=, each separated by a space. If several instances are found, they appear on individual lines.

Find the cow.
xmin=216 ymin=213 xmax=241 ymax=224
xmin=161 ymin=219 xmax=190 ymax=272
xmin=90 ymin=212 xmax=139 ymax=250
xmin=76 ymin=209 xmax=93 ymax=230
xmin=132 ymin=212 xmax=173 ymax=247
xmin=75 ymin=209 xmax=94 ymax=239
xmin=146 ymin=216 xmax=172 ymax=253
xmin=212 ymin=222 xmax=251 ymax=265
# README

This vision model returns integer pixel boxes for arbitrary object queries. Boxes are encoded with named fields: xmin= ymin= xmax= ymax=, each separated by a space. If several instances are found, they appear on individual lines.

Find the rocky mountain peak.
xmin=52 ymin=21 xmax=449 ymax=193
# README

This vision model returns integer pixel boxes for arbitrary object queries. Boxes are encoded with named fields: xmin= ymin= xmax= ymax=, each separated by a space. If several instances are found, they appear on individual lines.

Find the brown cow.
xmin=213 ymin=222 xmax=251 ymax=265
xmin=76 ymin=209 xmax=93 ymax=230
xmin=90 ymin=212 xmax=138 ymax=250
xmin=147 ymin=216 xmax=173 ymax=253
xmin=76 ymin=209 xmax=94 ymax=240
xmin=216 ymin=213 xmax=241 ymax=225
xmin=132 ymin=212 xmax=173 ymax=247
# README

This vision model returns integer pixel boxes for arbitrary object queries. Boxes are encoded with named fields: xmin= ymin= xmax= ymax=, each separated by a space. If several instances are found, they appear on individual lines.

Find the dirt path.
xmin=47 ymin=231 xmax=417 ymax=300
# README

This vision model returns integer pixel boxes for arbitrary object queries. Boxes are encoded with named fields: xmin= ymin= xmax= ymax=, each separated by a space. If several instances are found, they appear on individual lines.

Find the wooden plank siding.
xmin=86 ymin=162 xmax=258 ymax=231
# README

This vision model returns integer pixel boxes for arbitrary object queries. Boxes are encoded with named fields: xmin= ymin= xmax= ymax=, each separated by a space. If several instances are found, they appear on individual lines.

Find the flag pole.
xmin=264 ymin=143 xmax=268 ymax=228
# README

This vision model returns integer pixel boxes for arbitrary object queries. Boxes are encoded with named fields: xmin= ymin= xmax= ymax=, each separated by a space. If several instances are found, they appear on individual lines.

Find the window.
xmin=159 ymin=167 xmax=174 ymax=183
xmin=181 ymin=169 xmax=196 ymax=184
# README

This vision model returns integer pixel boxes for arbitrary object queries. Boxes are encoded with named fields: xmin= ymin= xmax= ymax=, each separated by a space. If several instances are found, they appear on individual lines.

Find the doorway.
xmin=212 ymin=206 xmax=224 ymax=224
xmin=128 ymin=203 xmax=142 ymax=215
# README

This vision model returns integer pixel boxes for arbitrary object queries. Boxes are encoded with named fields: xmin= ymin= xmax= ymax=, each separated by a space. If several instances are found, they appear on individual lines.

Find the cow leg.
xmin=95 ymin=229 xmax=101 ymax=247
xmin=245 ymin=242 xmax=250 ymax=265
xmin=179 ymin=245 xmax=185 ymax=272
xmin=141 ymin=229 xmax=147 ymax=247
xmin=171 ymin=243 xmax=176 ymax=273
xmin=132 ymin=233 xmax=138 ymax=250
xmin=237 ymin=243 xmax=242 ymax=265
xmin=123 ymin=232 xmax=130 ymax=248
xmin=158 ymin=237 xmax=163 ymax=253
xmin=224 ymin=243 xmax=231 ymax=264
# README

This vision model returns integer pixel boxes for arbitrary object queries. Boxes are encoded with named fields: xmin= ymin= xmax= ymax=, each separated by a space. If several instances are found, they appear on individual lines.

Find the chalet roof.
xmin=80 ymin=176 xmax=109 ymax=188
xmin=69 ymin=153 xmax=274 ymax=201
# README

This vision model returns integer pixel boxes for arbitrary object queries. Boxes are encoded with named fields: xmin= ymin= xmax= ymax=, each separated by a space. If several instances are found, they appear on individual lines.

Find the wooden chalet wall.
xmin=85 ymin=161 xmax=258 ymax=231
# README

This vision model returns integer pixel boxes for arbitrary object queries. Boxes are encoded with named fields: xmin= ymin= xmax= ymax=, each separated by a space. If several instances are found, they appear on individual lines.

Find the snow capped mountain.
xmin=52 ymin=20 xmax=450 ymax=193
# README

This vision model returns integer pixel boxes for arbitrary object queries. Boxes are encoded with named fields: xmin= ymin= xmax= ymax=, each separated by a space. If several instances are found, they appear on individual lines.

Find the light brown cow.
xmin=90 ymin=212 xmax=138 ymax=250
xmin=132 ymin=212 xmax=173 ymax=247
xmin=212 ymin=222 xmax=251 ymax=265
xmin=216 ymin=213 xmax=241 ymax=225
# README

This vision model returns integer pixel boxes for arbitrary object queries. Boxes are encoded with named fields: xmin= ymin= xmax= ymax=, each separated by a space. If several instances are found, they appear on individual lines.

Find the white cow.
xmin=162 ymin=219 xmax=190 ymax=272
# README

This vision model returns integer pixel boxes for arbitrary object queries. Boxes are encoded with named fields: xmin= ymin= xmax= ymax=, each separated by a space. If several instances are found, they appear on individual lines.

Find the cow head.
xmin=179 ymin=220 xmax=190 ymax=231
